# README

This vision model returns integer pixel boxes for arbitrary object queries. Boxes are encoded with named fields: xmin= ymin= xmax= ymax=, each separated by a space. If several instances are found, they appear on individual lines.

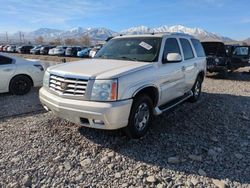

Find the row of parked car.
xmin=0 ymin=44 xmax=103 ymax=58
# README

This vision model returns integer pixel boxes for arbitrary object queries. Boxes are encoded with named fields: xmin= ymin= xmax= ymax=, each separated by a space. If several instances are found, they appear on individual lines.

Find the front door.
xmin=0 ymin=55 xmax=16 ymax=92
xmin=158 ymin=38 xmax=185 ymax=106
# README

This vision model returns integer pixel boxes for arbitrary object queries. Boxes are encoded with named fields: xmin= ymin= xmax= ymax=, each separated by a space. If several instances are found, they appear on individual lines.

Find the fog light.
xmin=93 ymin=119 xmax=104 ymax=125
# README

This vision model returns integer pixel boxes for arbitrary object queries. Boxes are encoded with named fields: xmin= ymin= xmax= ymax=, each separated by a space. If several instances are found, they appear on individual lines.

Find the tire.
xmin=125 ymin=94 xmax=153 ymax=139
xmin=9 ymin=75 xmax=32 ymax=95
xmin=189 ymin=76 xmax=203 ymax=103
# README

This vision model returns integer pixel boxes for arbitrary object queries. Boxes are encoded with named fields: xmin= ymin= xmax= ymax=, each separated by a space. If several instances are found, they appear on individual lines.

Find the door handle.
xmin=181 ymin=66 xmax=186 ymax=71
xmin=194 ymin=63 xmax=197 ymax=67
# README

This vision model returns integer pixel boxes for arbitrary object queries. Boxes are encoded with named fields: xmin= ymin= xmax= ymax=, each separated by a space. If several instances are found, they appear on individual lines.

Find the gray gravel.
xmin=0 ymin=88 xmax=43 ymax=119
xmin=0 ymin=71 xmax=249 ymax=187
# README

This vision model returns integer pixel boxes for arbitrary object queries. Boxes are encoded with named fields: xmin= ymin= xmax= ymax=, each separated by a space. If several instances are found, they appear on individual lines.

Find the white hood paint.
xmin=48 ymin=59 xmax=153 ymax=79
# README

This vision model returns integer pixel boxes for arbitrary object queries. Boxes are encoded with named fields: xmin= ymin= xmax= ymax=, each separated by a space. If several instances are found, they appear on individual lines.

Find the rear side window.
xmin=180 ymin=38 xmax=194 ymax=60
xmin=0 ymin=55 xmax=13 ymax=65
xmin=191 ymin=39 xmax=206 ymax=57
xmin=162 ymin=38 xmax=181 ymax=60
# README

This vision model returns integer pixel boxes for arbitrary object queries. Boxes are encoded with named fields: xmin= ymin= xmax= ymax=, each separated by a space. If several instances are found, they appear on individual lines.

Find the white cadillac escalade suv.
xmin=39 ymin=33 xmax=206 ymax=138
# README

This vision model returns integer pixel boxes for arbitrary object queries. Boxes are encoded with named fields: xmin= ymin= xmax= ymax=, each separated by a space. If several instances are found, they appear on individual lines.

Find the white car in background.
xmin=53 ymin=46 xmax=67 ymax=56
xmin=48 ymin=48 xmax=56 ymax=55
xmin=89 ymin=45 xmax=102 ymax=58
xmin=0 ymin=53 xmax=45 ymax=95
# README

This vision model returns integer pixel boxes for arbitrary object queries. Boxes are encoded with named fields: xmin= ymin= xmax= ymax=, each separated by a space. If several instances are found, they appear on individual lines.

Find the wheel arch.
xmin=132 ymin=85 xmax=159 ymax=107
xmin=197 ymin=71 xmax=205 ymax=81
xmin=9 ymin=74 xmax=34 ymax=88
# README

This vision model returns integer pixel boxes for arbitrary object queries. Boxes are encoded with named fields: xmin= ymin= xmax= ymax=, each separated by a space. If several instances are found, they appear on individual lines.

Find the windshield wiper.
xmin=118 ymin=56 xmax=138 ymax=61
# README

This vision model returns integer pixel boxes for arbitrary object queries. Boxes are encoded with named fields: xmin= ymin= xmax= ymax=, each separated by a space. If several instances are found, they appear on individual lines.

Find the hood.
xmin=48 ymin=59 xmax=153 ymax=79
xmin=202 ymin=42 xmax=226 ymax=57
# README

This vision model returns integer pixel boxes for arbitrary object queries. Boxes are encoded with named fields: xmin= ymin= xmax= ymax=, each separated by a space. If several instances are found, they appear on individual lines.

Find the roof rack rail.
xmin=111 ymin=32 xmax=195 ymax=38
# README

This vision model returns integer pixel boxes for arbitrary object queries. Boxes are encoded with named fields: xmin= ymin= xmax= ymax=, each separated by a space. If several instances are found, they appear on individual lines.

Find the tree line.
xmin=35 ymin=35 xmax=91 ymax=46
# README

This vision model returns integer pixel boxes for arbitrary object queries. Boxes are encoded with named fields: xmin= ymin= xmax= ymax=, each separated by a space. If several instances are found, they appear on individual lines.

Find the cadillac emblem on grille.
xmin=60 ymin=82 xmax=68 ymax=91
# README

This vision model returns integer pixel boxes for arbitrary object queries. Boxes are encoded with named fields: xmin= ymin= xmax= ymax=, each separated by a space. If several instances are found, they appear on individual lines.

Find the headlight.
xmin=90 ymin=79 xmax=118 ymax=101
xmin=43 ymin=71 xmax=50 ymax=87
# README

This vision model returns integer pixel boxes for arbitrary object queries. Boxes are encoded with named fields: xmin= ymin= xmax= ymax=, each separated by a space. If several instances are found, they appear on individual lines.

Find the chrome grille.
xmin=49 ymin=74 xmax=88 ymax=96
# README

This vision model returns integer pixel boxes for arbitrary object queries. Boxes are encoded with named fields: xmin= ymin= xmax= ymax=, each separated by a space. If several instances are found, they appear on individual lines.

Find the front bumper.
xmin=207 ymin=65 xmax=227 ymax=72
xmin=39 ymin=87 xmax=133 ymax=130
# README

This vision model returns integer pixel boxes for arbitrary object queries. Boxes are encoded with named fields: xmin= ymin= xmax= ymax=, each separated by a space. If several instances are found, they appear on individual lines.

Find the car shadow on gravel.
xmin=0 ymin=88 xmax=43 ymax=119
xmin=207 ymin=69 xmax=250 ymax=81
xmin=78 ymin=92 xmax=250 ymax=184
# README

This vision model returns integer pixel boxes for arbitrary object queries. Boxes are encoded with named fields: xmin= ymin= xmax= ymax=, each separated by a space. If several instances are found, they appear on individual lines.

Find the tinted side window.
xmin=0 ymin=55 xmax=13 ymax=65
xmin=233 ymin=47 xmax=249 ymax=56
xmin=191 ymin=39 xmax=205 ymax=57
xmin=180 ymin=38 xmax=194 ymax=60
xmin=162 ymin=38 xmax=181 ymax=61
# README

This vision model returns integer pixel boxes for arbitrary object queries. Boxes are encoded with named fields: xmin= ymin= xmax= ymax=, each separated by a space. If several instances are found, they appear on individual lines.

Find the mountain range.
xmin=0 ymin=25 xmax=242 ymax=43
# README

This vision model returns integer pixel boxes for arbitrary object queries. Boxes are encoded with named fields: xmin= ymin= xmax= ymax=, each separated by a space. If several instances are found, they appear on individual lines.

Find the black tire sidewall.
xmin=126 ymin=94 xmax=153 ymax=138
xmin=189 ymin=76 xmax=202 ymax=102
xmin=10 ymin=76 xmax=32 ymax=95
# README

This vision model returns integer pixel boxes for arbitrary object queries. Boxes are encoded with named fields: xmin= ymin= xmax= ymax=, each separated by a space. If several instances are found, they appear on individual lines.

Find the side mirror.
xmin=164 ymin=53 xmax=182 ymax=63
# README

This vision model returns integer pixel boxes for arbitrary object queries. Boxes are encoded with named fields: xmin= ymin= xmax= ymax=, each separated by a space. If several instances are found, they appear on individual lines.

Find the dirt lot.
xmin=0 ymin=70 xmax=249 ymax=187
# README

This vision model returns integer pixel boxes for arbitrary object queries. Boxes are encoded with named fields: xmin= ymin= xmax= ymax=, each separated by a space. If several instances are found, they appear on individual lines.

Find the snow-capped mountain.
xmin=83 ymin=27 xmax=116 ymax=40
xmin=121 ymin=26 xmax=152 ymax=35
xmin=4 ymin=25 xmax=234 ymax=43
xmin=11 ymin=27 xmax=116 ymax=41
xmin=121 ymin=25 xmax=233 ymax=42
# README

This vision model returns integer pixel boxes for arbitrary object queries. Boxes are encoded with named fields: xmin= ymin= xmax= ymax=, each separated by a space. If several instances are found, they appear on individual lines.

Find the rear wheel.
xmin=9 ymin=75 xmax=32 ymax=95
xmin=189 ymin=76 xmax=203 ymax=102
xmin=125 ymin=94 xmax=153 ymax=138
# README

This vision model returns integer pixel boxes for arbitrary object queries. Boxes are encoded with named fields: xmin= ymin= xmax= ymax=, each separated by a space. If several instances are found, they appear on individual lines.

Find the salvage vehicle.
xmin=0 ymin=53 xmax=44 ymax=95
xmin=30 ymin=45 xmax=43 ymax=55
xmin=40 ymin=46 xmax=56 ymax=55
xmin=89 ymin=45 xmax=102 ymax=58
xmin=77 ymin=48 xmax=91 ymax=58
xmin=48 ymin=47 xmax=56 ymax=55
xmin=0 ymin=45 xmax=4 ymax=51
xmin=39 ymin=33 xmax=206 ymax=138
xmin=3 ymin=45 xmax=10 ymax=52
xmin=7 ymin=45 xmax=17 ymax=53
xmin=230 ymin=46 xmax=250 ymax=69
xmin=53 ymin=46 xmax=67 ymax=56
xmin=17 ymin=45 xmax=34 ymax=54
xmin=201 ymin=41 xmax=230 ymax=74
xmin=65 ymin=46 xmax=82 ymax=57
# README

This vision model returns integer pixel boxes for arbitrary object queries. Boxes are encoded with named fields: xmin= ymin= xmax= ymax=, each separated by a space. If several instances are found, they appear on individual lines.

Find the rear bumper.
xmin=39 ymin=87 xmax=133 ymax=130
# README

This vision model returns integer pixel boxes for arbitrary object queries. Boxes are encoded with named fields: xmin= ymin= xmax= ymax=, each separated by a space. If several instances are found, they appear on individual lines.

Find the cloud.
xmin=0 ymin=0 xmax=125 ymax=25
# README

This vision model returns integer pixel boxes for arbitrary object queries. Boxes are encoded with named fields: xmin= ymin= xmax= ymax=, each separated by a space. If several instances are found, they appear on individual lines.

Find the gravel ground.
xmin=0 ymin=71 xmax=249 ymax=188
xmin=0 ymin=88 xmax=43 ymax=119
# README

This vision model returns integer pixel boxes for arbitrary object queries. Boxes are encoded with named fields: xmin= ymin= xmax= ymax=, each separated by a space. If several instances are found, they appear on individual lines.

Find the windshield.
xmin=202 ymin=42 xmax=226 ymax=57
xmin=95 ymin=37 xmax=162 ymax=62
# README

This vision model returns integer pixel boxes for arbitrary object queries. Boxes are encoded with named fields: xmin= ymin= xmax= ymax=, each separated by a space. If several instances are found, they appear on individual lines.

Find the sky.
xmin=0 ymin=0 xmax=250 ymax=40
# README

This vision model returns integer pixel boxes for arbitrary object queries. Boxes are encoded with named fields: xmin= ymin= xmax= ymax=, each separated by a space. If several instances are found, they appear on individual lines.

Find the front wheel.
xmin=125 ymin=94 xmax=153 ymax=139
xmin=189 ymin=76 xmax=202 ymax=102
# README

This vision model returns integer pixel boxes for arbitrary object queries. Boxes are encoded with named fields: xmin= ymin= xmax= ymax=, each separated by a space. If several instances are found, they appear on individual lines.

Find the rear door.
xmin=158 ymin=38 xmax=185 ymax=105
xmin=179 ymin=38 xmax=197 ymax=91
xmin=0 ymin=55 xmax=16 ymax=92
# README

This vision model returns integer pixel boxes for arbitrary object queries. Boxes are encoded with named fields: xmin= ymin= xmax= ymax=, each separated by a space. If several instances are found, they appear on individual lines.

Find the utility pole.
xmin=6 ymin=32 xmax=8 ymax=43
xmin=19 ymin=31 xmax=22 ymax=44
xmin=22 ymin=33 xmax=25 ymax=44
